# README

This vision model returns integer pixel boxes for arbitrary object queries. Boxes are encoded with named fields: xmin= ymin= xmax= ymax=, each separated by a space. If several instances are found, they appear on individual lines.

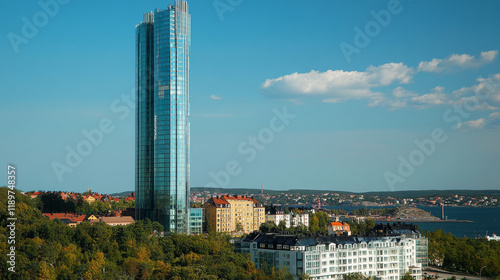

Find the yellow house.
xmin=86 ymin=215 xmax=98 ymax=221
xmin=204 ymin=195 xmax=265 ymax=233
xmin=83 ymin=195 xmax=96 ymax=204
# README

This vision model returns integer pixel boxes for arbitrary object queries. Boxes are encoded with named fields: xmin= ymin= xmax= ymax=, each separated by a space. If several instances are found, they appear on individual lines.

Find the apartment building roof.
xmin=205 ymin=195 xmax=263 ymax=207
xmin=243 ymin=232 xmax=409 ymax=249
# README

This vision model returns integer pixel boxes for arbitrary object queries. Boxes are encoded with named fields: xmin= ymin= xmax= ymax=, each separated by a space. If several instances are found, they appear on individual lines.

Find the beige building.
xmin=90 ymin=216 xmax=135 ymax=226
xmin=204 ymin=195 xmax=265 ymax=233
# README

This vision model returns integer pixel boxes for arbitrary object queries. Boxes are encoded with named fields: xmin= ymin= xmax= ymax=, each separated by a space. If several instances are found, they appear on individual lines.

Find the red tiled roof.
xmin=43 ymin=213 xmax=87 ymax=223
xmin=212 ymin=197 xmax=229 ymax=204
xmin=222 ymin=195 xmax=254 ymax=202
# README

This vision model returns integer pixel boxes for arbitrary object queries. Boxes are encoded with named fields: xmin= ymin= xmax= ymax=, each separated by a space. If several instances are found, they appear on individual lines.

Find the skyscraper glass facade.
xmin=136 ymin=0 xmax=191 ymax=233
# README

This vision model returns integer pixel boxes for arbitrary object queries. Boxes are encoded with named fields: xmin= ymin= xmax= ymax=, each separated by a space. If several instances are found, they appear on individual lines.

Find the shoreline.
xmin=375 ymin=219 xmax=473 ymax=223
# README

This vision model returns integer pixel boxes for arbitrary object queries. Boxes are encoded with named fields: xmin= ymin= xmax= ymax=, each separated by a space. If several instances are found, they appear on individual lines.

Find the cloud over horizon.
xmin=261 ymin=51 xmax=500 ymax=111
xmin=262 ymin=62 xmax=413 ymax=106
xmin=418 ymin=50 xmax=498 ymax=73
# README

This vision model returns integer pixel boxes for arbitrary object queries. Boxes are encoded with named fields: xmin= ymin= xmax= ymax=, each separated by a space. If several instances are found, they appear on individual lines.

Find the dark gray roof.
xmin=243 ymin=232 xmax=406 ymax=248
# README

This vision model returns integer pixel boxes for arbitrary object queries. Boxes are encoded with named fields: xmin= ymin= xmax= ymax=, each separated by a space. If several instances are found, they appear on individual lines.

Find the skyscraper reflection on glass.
xmin=135 ymin=0 xmax=191 ymax=233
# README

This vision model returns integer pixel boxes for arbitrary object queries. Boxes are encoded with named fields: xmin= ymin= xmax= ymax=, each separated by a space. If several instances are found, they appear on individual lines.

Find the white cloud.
xmin=392 ymin=86 xmax=417 ymax=98
xmin=410 ymin=86 xmax=451 ymax=106
xmin=210 ymin=94 xmax=222 ymax=100
xmin=451 ymin=74 xmax=500 ymax=107
xmin=411 ymin=93 xmax=450 ymax=106
xmin=457 ymin=118 xmax=486 ymax=129
xmin=457 ymin=113 xmax=500 ymax=130
xmin=418 ymin=50 xmax=498 ymax=73
xmin=417 ymin=58 xmax=442 ymax=73
xmin=262 ymin=62 xmax=413 ymax=104
xmin=486 ymin=112 xmax=500 ymax=128
xmin=261 ymin=51 xmax=500 ymax=112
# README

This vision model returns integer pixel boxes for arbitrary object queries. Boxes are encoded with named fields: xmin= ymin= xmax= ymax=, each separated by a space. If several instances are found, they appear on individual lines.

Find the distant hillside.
xmin=191 ymin=187 xmax=500 ymax=198
xmin=109 ymin=191 xmax=133 ymax=198
xmin=110 ymin=188 xmax=500 ymax=198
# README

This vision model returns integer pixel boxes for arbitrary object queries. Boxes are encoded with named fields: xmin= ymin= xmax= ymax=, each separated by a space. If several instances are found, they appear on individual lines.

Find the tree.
xmin=342 ymin=273 xmax=369 ymax=280
xmin=309 ymin=214 xmax=319 ymax=234
xmin=402 ymin=272 xmax=415 ymax=280
xmin=316 ymin=211 xmax=330 ymax=233
xmin=299 ymin=273 xmax=312 ymax=280
xmin=278 ymin=220 xmax=287 ymax=232
xmin=260 ymin=221 xmax=278 ymax=233
xmin=235 ymin=222 xmax=244 ymax=233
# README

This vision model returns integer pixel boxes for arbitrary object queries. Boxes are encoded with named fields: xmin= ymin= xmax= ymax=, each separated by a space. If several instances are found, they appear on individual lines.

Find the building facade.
xmin=189 ymin=208 xmax=203 ymax=234
xmin=265 ymin=205 xmax=309 ymax=228
xmin=240 ymin=232 xmax=424 ymax=280
xmin=135 ymin=0 xmax=191 ymax=233
xmin=204 ymin=195 xmax=265 ymax=233
xmin=328 ymin=222 xmax=351 ymax=236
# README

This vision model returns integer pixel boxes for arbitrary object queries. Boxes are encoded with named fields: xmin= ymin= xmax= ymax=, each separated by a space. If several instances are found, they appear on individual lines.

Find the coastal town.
xmin=190 ymin=188 xmax=499 ymax=208
xmin=14 ymin=187 xmax=499 ymax=279
xmin=24 ymin=188 xmax=498 ymax=231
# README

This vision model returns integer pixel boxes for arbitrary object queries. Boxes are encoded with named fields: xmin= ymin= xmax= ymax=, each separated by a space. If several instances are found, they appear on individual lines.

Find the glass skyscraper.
xmin=135 ymin=0 xmax=191 ymax=233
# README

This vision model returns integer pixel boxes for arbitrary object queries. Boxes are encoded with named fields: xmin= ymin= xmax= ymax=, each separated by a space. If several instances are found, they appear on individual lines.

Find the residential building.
xmin=135 ymin=0 xmax=191 ymax=233
xmin=189 ymin=208 xmax=203 ymax=234
xmin=90 ymin=216 xmax=135 ymax=226
xmin=371 ymin=223 xmax=428 ymax=269
xmin=265 ymin=205 xmax=289 ymax=226
xmin=265 ymin=205 xmax=309 ymax=228
xmin=239 ymin=231 xmax=424 ymax=280
xmin=83 ymin=195 xmax=96 ymax=204
xmin=43 ymin=213 xmax=89 ymax=227
xmin=290 ymin=211 xmax=309 ymax=228
xmin=204 ymin=195 xmax=265 ymax=233
xmin=328 ymin=222 xmax=351 ymax=236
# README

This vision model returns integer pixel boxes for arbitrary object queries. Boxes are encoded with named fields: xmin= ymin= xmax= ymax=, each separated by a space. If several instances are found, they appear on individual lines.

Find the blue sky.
xmin=1 ymin=0 xmax=500 ymax=194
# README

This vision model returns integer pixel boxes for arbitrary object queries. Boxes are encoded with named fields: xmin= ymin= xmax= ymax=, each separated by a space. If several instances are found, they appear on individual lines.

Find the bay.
xmin=323 ymin=205 xmax=500 ymax=238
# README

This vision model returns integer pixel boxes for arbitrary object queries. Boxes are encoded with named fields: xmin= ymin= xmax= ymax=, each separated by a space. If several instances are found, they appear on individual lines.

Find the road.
xmin=424 ymin=266 xmax=493 ymax=280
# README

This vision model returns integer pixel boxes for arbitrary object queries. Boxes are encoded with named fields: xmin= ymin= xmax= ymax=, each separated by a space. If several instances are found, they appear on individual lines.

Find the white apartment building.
xmin=265 ymin=205 xmax=309 ymax=228
xmin=240 ymin=231 xmax=425 ymax=280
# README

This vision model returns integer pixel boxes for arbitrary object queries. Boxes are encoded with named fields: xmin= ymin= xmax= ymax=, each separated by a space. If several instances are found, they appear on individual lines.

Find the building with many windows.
xmin=265 ymin=205 xmax=310 ymax=228
xmin=135 ymin=0 xmax=191 ymax=233
xmin=204 ymin=195 xmax=265 ymax=233
xmin=239 ymin=225 xmax=426 ymax=280
xmin=189 ymin=208 xmax=203 ymax=234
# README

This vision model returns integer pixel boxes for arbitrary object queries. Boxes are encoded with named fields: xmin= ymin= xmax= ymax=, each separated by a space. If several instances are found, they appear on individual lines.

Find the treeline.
xmin=0 ymin=188 xmax=293 ymax=279
xmin=33 ymin=191 xmax=134 ymax=215
xmin=426 ymin=229 xmax=500 ymax=278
